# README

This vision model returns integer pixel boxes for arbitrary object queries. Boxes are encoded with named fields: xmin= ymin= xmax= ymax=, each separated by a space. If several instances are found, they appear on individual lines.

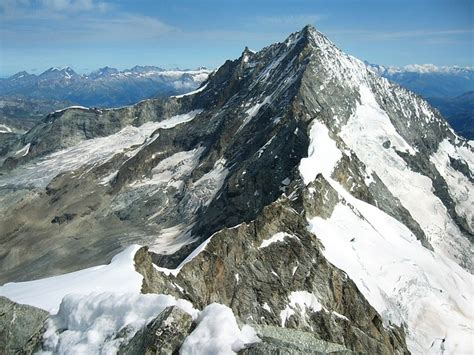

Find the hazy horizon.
xmin=1 ymin=0 xmax=472 ymax=77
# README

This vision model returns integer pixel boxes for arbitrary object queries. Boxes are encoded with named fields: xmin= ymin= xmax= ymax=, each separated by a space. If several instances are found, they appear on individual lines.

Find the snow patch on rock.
xmin=280 ymin=291 xmax=323 ymax=327
xmin=180 ymin=303 xmax=260 ymax=354
xmin=41 ymin=293 xmax=197 ymax=355
xmin=299 ymin=121 xmax=342 ymax=184
xmin=15 ymin=143 xmax=30 ymax=157
xmin=173 ymin=83 xmax=209 ymax=98
xmin=0 ymin=124 xmax=13 ymax=133
xmin=258 ymin=232 xmax=296 ymax=249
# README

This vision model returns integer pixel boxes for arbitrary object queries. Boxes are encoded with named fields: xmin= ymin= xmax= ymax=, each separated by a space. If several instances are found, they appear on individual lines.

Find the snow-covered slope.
xmin=298 ymin=116 xmax=472 ymax=353
xmin=0 ymin=245 xmax=143 ymax=313
xmin=0 ymin=110 xmax=202 ymax=188
xmin=292 ymin=28 xmax=473 ymax=352
xmin=0 ymin=247 xmax=259 ymax=355
xmin=340 ymin=83 xmax=472 ymax=269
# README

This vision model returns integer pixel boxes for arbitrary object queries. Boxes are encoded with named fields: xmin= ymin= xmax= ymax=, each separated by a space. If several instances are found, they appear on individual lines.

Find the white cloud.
xmin=1 ymin=13 xmax=175 ymax=44
xmin=0 ymin=0 xmax=174 ymax=44
xmin=40 ymin=0 xmax=109 ymax=12
xmin=1 ymin=0 xmax=109 ymax=18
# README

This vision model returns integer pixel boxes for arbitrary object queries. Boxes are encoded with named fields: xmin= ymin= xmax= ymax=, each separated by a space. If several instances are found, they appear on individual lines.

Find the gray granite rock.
xmin=240 ymin=325 xmax=354 ymax=354
xmin=119 ymin=306 xmax=193 ymax=355
xmin=0 ymin=296 xmax=48 ymax=355
xmin=137 ymin=186 xmax=409 ymax=354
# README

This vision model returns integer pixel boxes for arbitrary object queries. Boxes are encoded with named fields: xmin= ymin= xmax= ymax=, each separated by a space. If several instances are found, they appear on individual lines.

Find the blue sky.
xmin=0 ymin=0 xmax=472 ymax=76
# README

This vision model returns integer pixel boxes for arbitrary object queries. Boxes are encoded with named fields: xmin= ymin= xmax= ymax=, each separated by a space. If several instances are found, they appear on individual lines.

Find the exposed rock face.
xmin=0 ymin=296 xmax=48 ymax=354
xmin=240 ymin=325 xmax=354 ymax=354
xmin=119 ymin=306 xmax=193 ymax=355
xmin=136 ymin=183 xmax=409 ymax=354
xmin=1 ymin=98 xmax=183 ymax=165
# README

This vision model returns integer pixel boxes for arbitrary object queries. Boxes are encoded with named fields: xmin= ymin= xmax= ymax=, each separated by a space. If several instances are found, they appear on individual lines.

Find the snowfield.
xmin=0 ymin=245 xmax=144 ymax=313
xmin=0 ymin=110 xmax=203 ymax=188
xmin=299 ymin=121 xmax=342 ymax=184
xmin=309 ymin=200 xmax=473 ymax=354
xmin=301 ymin=116 xmax=474 ymax=355
xmin=340 ymin=84 xmax=472 ymax=270
xmin=0 ymin=245 xmax=259 ymax=355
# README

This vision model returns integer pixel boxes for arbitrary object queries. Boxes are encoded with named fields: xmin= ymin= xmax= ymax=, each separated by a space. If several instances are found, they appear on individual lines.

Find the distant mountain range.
xmin=2 ymin=63 xmax=471 ymax=104
xmin=426 ymin=91 xmax=474 ymax=139
xmin=0 ymin=66 xmax=210 ymax=107
xmin=0 ymin=63 xmax=472 ymax=138
xmin=366 ymin=63 xmax=474 ymax=139
xmin=367 ymin=63 xmax=473 ymax=97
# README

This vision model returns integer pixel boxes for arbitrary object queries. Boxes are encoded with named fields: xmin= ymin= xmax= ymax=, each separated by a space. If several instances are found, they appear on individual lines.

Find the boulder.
xmin=0 ymin=296 xmax=49 ymax=354
xmin=119 ymin=305 xmax=193 ymax=355
xmin=240 ymin=325 xmax=354 ymax=354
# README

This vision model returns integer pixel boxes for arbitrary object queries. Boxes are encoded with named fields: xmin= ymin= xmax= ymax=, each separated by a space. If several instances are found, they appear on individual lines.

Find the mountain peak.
xmin=301 ymin=24 xmax=317 ymax=35
xmin=279 ymin=24 xmax=337 ymax=59
xmin=240 ymin=46 xmax=255 ymax=64
xmin=39 ymin=66 xmax=78 ymax=79
xmin=89 ymin=66 xmax=119 ymax=78
xmin=9 ymin=71 xmax=33 ymax=80
xmin=296 ymin=24 xmax=325 ymax=40
xmin=61 ymin=66 xmax=76 ymax=73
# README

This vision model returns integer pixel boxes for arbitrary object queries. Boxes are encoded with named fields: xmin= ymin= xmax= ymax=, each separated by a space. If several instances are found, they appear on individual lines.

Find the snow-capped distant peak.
xmin=38 ymin=66 xmax=78 ymax=80
xmin=89 ymin=66 xmax=120 ymax=78
xmin=367 ymin=62 xmax=473 ymax=75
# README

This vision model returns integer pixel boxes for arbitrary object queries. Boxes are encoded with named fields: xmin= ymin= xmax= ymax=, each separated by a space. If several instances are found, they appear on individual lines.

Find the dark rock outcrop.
xmin=119 ymin=306 xmax=193 ymax=355
xmin=240 ymin=325 xmax=354 ymax=354
xmin=0 ymin=296 xmax=49 ymax=355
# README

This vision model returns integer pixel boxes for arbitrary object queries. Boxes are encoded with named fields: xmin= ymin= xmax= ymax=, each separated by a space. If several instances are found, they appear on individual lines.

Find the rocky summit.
xmin=0 ymin=26 xmax=472 ymax=354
